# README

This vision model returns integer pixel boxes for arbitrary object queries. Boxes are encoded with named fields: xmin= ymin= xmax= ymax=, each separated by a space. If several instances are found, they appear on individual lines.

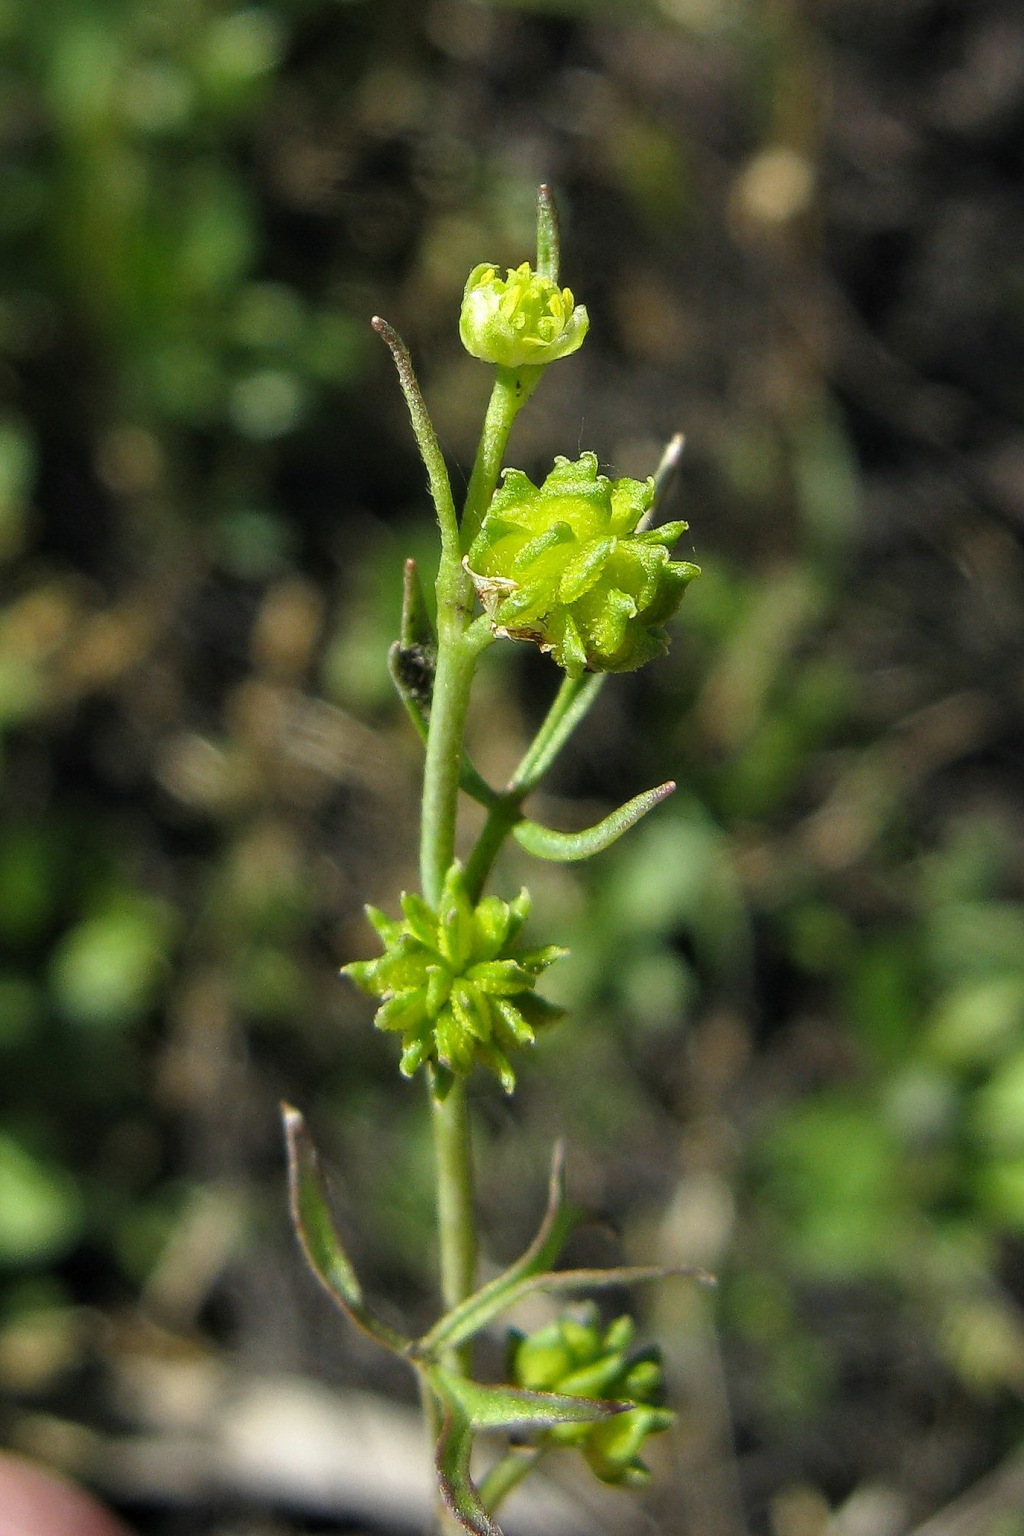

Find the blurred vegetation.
xmin=2 ymin=0 xmax=1024 ymax=1533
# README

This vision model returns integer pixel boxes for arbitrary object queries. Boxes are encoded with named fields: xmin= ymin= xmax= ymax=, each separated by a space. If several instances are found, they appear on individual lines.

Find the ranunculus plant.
xmin=283 ymin=187 xmax=705 ymax=1536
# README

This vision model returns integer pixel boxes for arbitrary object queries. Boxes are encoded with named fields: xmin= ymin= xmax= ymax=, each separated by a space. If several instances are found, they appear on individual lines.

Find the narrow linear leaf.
xmin=429 ymin=1263 xmax=714 ymax=1357
xmin=536 ymin=183 xmax=559 ymax=284
xmin=638 ymin=432 xmax=685 ymax=531
xmin=430 ymin=1367 xmax=628 ymax=1433
xmin=401 ymin=556 xmax=435 ymax=652
xmin=436 ymin=1402 xmax=503 ymax=1536
xmin=282 ymin=1105 xmax=411 ymax=1356
xmin=371 ymin=317 xmax=460 ymax=561
xmin=513 ymin=781 xmax=676 ymax=863
xmin=388 ymin=559 xmax=437 ymax=723
xmin=417 ymin=1141 xmax=579 ymax=1358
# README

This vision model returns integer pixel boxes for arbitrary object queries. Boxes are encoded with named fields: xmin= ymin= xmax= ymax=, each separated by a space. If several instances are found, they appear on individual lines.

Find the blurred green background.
xmin=2 ymin=1 xmax=1024 ymax=1533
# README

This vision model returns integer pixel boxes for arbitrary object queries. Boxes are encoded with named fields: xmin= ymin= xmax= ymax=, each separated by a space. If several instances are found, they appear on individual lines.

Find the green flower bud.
xmin=460 ymin=262 xmax=589 ymax=369
xmin=508 ymin=1305 xmax=672 ymax=1483
xmin=341 ymin=864 xmax=565 ymax=1093
xmin=466 ymin=452 xmax=699 ymax=678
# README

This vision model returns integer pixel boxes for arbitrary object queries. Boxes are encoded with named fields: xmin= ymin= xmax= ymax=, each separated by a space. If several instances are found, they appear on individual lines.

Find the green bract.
xmin=509 ymin=1306 xmax=673 ymax=1486
xmin=466 ymin=452 xmax=700 ymax=678
xmin=342 ymin=863 xmax=565 ymax=1093
xmin=460 ymin=261 xmax=589 ymax=369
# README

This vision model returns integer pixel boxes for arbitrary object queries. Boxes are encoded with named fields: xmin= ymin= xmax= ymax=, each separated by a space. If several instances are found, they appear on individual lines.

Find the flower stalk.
xmin=284 ymin=186 xmax=702 ymax=1535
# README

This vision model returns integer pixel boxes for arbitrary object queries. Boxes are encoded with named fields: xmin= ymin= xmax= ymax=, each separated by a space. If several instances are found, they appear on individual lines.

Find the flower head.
xmin=466 ymin=452 xmax=699 ymax=678
xmin=342 ymin=864 xmax=564 ymax=1093
xmin=509 ymin=1305 xmax=673 ymax=1486
xmin=460 ymin=261 xmax=589 ymax=369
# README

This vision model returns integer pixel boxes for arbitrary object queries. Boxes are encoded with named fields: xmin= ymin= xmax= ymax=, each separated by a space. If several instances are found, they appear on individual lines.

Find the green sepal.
xmin=471 ymin=895 xmax=515 ymax=959
xmin=416 ymin=1141 xmax=580 ymax=1360
xmin=282 ymin=1105 xmax=410 ymax=1356
xmin=513 ymin=780 xmax=676 ymax=863
xmin=585 ymin=1403 xmax=675 ymax=1485
xmin=376 ymin=987 xmax=429 ymax=1033
xmin=439 ymin=862 xmax=476 ymax=968
xmin=635 ymin=519 xmax=689 ymax=547
xmin=365 ymin=905 xmax=403 ymax=947
xmin=340 ymin=958 xmax=378 ymax=992
xmin=468 ymin=958 xmax=538 ymax=994
xmin=399 ymin=891 xmax=437 ymax=948
xmin=491 ymin=997 xmax=537 ymax=1044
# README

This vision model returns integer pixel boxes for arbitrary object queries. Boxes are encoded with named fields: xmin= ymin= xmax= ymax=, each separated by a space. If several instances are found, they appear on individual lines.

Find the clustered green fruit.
xmin=509 ymin=1305 xmax=673 ymax=1485
xmin=466 ymin=452 xmax=699 ymax=678
xmin=342 ymin=863 xmax=565 ymax=1093
xmin=459 ymin=261 xmax=589 ymax=370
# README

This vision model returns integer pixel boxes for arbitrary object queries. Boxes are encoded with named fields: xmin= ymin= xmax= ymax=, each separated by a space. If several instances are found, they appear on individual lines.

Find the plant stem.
xmin=509 ymin=673 xmax=605 ymax=794
xmin=421 ymin=619 xmax=483 ymax=1373
xmin=462 ymin=673 xmax=607 ymax=901
xmin=429 ymin=1075 xmax=478 ymax=1364
xmin=478 ymin=1446 xmax=546 ymax=1514
xmin=462 ymin=794 xmax=522 ymax=905
xmin=419 ymin=489 xmax=494 ymax=1388
xmin=420 ymin=620 xmax=479 ymax=905
xmin=460 ymin=365 xmax=542 ymax=553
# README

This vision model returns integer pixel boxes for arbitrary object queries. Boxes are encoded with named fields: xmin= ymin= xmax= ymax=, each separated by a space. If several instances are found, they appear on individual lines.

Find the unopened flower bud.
xmin=460 ymin=262 xmax=589 ymax=369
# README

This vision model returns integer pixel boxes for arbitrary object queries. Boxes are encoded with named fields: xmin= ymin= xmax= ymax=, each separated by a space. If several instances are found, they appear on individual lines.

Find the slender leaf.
xmin=536 ymin=184 xmax=559 ymax=284
xmin=430 ymin=1367 xmax=628 ymax=1432
xmin=417 ymin=1141 xmax=578 ymax=1358
xmin=428 ymin=1262 xmax=714 ymax=1357
xmin=513 ymin=781 xmax=676 ymax=862
xmin=282 ymin=1105 xmax=411 ymax=1355
xmin=638 ymin=431 xmax=685 ymax=531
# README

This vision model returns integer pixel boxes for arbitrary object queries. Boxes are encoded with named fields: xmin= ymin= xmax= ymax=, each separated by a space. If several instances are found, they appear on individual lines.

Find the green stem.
xmin=419 ymin=504 xmax=492 ymax=1385
xmin=419 ymin=607 xmax=491 ymax=903
xmin=430 ymin=1074 xmax=477 ymax=1372
xmin=462 ymin=673 xmax=608 ymax=901
xmin=478 ymin=1446 xmax=546 ymax=1514
xmin=462 ymin=795 xmax=522 ymax=905
xmin=510 ymin=673 xmax=605 ymax=794
xmin=461 ymin=365 xmax=542 ymax=553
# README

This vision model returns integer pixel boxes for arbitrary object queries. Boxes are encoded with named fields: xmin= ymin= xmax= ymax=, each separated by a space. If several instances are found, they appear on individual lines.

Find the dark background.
xmin=2 ymin=1 xmax=1024 ymax=1533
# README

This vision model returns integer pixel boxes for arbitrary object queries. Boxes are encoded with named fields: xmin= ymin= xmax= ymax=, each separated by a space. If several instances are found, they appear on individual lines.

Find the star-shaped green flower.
xmin=342 ymin=863 xmax=565 ymax=1093
xmin=466 ymin=452 xmax=699 ymax=678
